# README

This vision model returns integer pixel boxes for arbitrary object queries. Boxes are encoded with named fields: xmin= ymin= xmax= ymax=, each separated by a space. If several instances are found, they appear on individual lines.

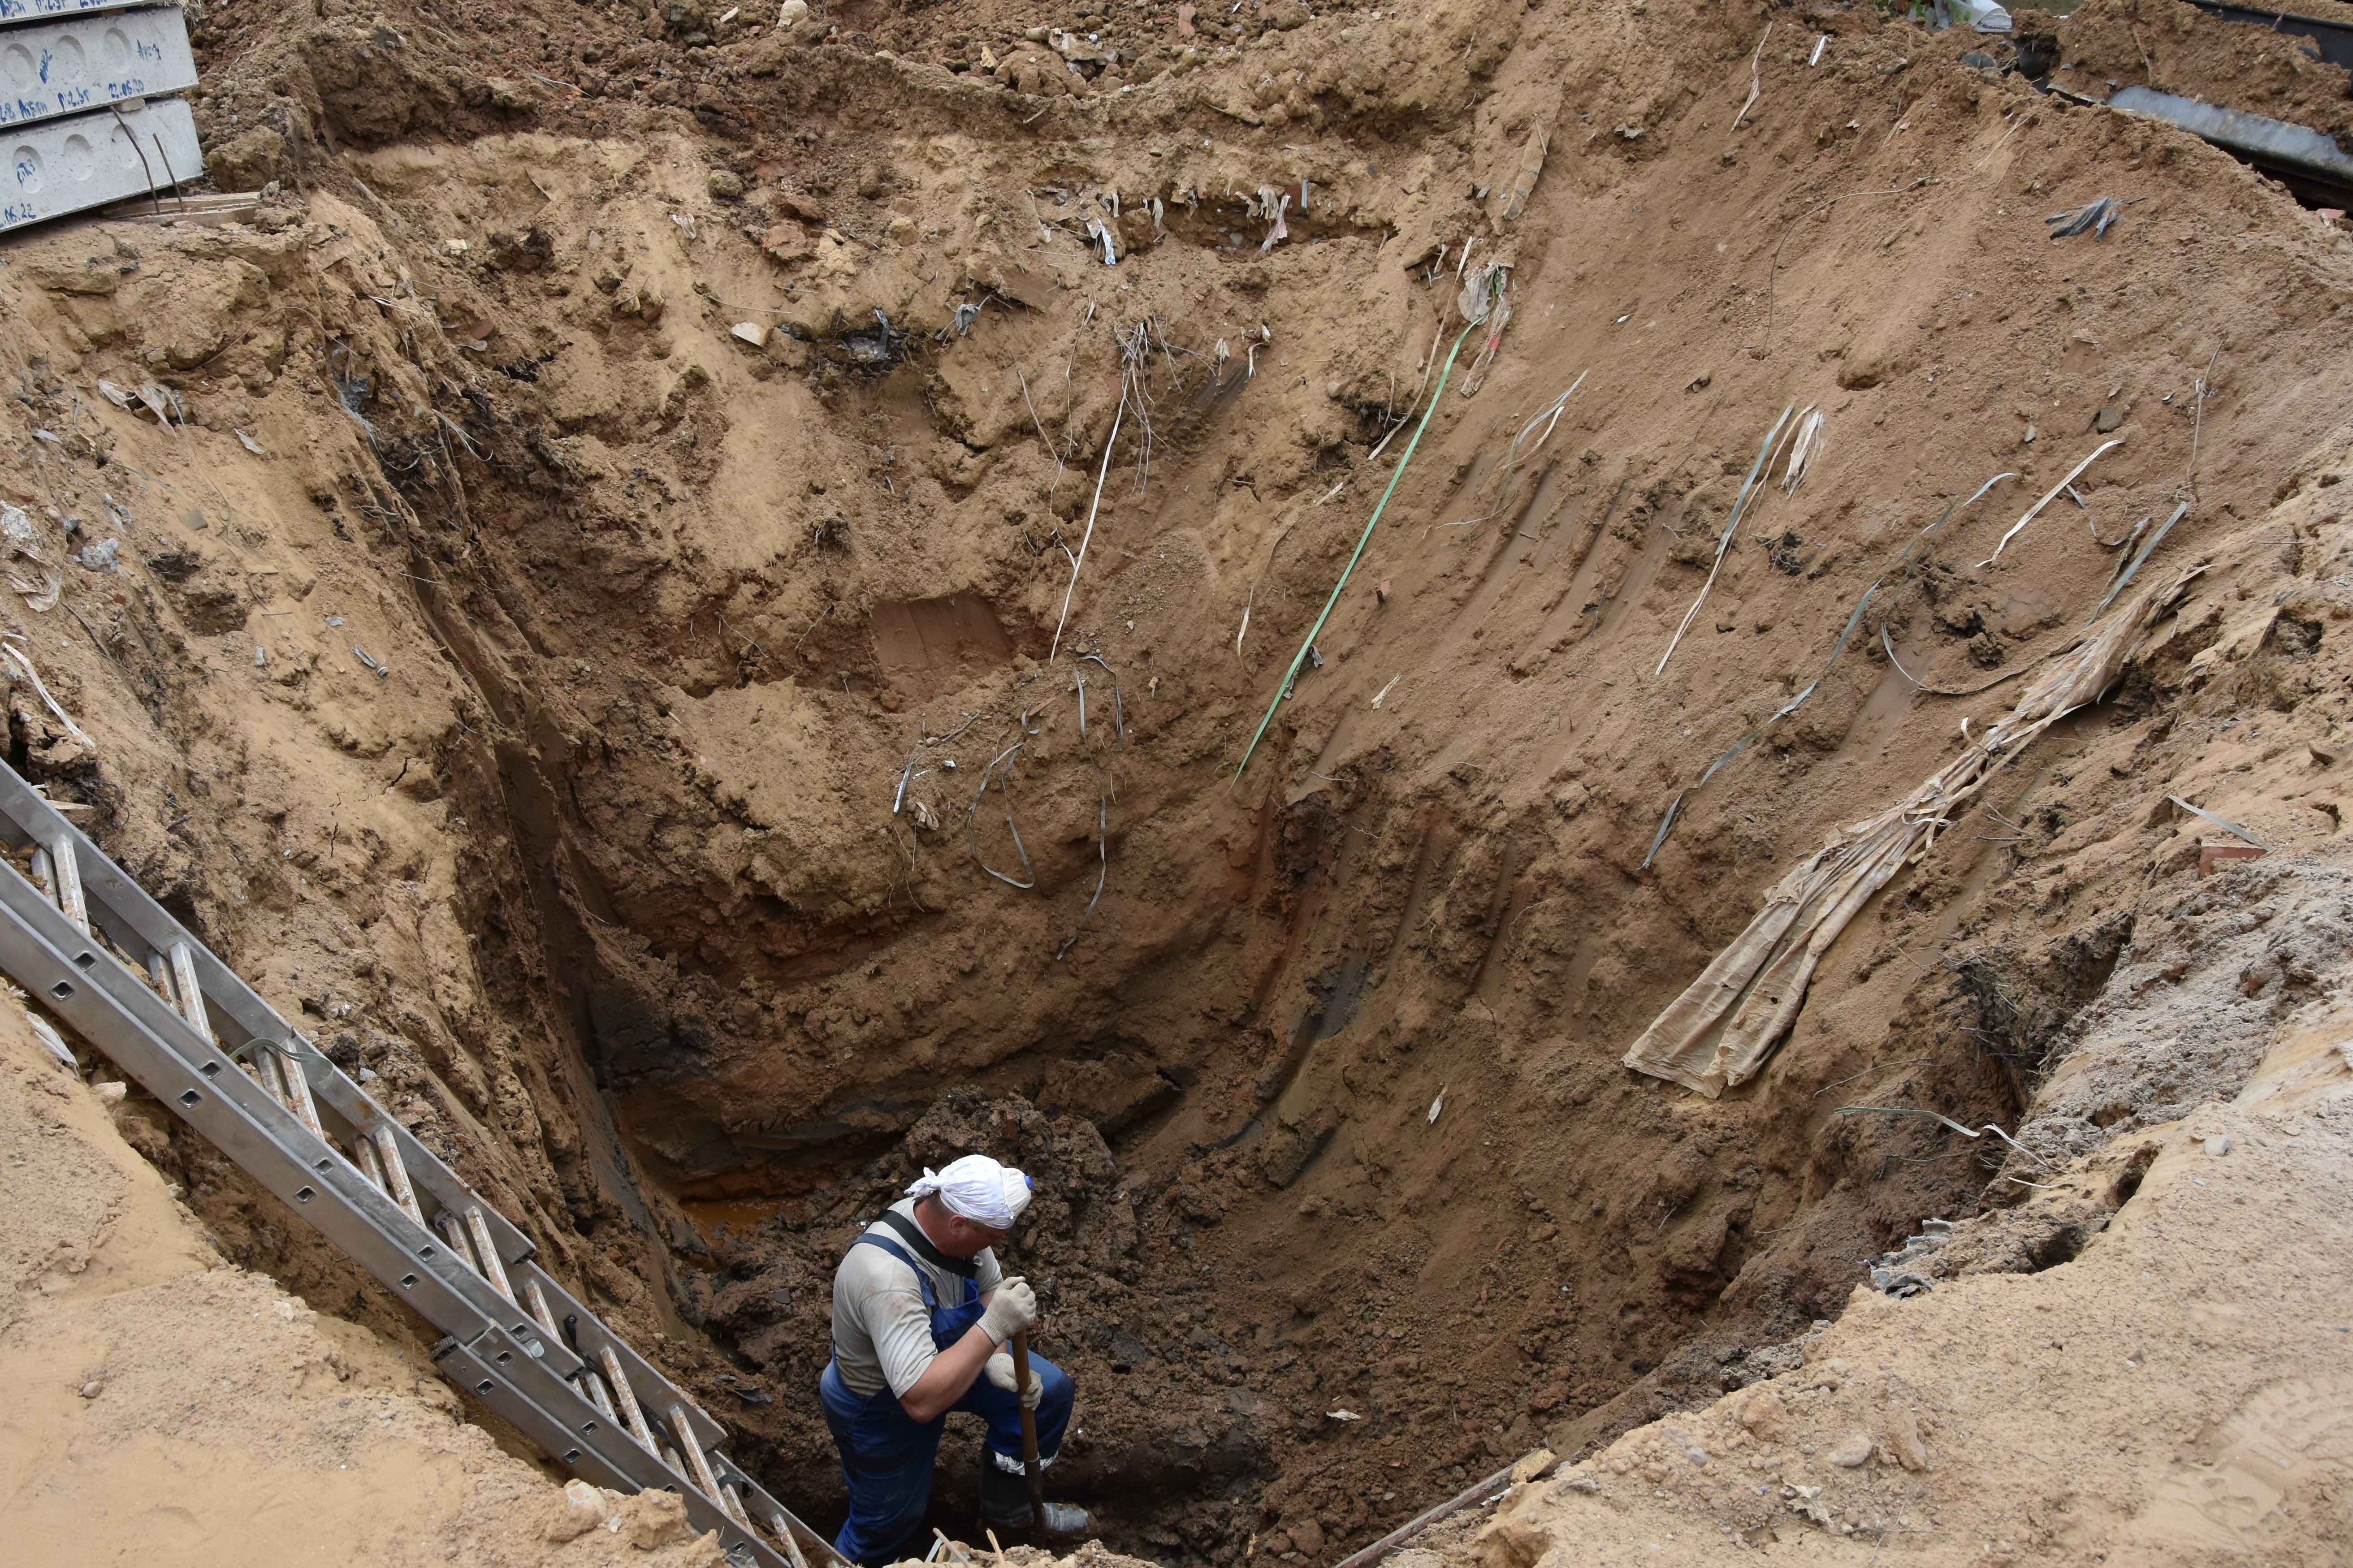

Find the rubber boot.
xmin=980 ymin=1460 xmax=1089 ymax=1537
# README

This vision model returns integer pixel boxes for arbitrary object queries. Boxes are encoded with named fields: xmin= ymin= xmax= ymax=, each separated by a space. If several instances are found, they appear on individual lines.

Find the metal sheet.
xmin=0 ymin=7 xmax=195 ymax=132
xmin=2 ymin=92 xmax=196 ymax=231
xmin=2109 ymin=85 xmax=2353 ymax=206
xmin=0 ymin=0 xmax=164 ymax=23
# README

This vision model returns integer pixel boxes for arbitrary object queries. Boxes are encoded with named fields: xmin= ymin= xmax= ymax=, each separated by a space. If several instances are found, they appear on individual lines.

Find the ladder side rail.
xmin=433 ymin=1335 xmax=645 ymax=1496
xmin=45 ymin=864 xmax=153 ymax=987
xmin=0 ymin=788 xmax=246 ymax=1055
xmin=515 ymin=1260 xmax=734 ymax=1452
xmin=714 ymin=1464 xmax=850 ymax=1568
xmin=0 ymin=764 xmax=539 ymax=1267
xmin=434 ymin=1326 xmax=792 ymax=1568
xmin=0 ymin=769 xmax=787 ymax=1526
xmin=312 ymin=1071 xmax=538 ymax=1267
xmin=0 ymin=878 xmax=558 ymax=1367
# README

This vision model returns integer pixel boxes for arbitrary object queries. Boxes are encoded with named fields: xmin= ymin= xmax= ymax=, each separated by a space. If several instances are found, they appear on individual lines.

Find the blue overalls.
xmin=818 ymin=1231 xmax=1075 ymax=1567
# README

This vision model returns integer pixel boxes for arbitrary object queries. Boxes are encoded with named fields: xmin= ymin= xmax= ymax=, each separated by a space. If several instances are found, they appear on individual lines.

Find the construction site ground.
xmin=2 ymin=0 xmax=2352 ymax=1561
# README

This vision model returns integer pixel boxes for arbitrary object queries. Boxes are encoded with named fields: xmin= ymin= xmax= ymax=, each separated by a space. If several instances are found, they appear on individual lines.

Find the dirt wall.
xmin=3 ymin=0 xmax=2352 ymax=1557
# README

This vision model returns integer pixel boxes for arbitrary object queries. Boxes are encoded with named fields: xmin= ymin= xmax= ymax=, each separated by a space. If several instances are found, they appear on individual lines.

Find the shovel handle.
xmin=1009 ymin=1330 xmax=1047 ymax=1530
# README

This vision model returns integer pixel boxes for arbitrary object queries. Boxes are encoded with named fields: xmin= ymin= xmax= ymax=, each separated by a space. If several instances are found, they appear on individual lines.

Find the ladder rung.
xmin=45 ymin=833 xmax=87 ymax=934
xmin=367 ymin=1125 xmax=427 ymax=1228
xmin=434 ymin=1208 xmax=474 ymax=1272
xmin=144 ymin=949 xmax=171 ymax=999
xmin=666 ymin=1404 xmax=727 ymax=1514
xmin=601 ymin=1345 xmax=657 ymax=1451
xmin=276 ymin=1045 xmax=326 ymax=1142
xmin=720 ymin=1481 xmax=753 ymax=1529
xmin=523 ymin=1277 xmax=559 ymax=1337
xmin=766 ymin=1510 xmax=813 ymax=1568
xmin=166 ymin=940 xmax=209 ymax=1042
xmin=463 ymin=1206 xmax=517 ymax=1305
xmin=583 ymin=1365 xmax=618 ymax=1420
xmin=253 ymin=1045 xmax=291 ymax=1106
xmin=355 ymin=1132 xmax=388 ymax=1192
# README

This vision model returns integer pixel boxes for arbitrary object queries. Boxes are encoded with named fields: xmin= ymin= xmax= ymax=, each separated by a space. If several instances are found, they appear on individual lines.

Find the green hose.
xmin=1233 ymin=313 xmax=1482 ymax=785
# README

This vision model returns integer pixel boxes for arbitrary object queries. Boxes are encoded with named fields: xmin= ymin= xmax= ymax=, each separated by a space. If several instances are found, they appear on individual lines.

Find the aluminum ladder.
xmin=0 ymin=758 xmax=834 ymax=1568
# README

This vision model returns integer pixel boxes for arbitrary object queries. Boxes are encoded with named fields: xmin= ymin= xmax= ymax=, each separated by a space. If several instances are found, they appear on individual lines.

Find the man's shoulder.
xmin=835 ymin=1232 xmax=921 ymax=1292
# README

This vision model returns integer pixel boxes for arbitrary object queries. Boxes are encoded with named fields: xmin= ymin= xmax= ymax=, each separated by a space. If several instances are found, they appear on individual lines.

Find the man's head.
xmin=906 ymin=1154 xmax=1034 ymax=1259
xmin=913 ymin=1197 xmax=1013 ymax=1257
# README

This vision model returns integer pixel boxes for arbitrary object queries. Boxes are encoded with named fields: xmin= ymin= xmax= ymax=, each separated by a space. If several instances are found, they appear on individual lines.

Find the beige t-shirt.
xmin=830 ymin=1198 xmax=1004 ymax=1399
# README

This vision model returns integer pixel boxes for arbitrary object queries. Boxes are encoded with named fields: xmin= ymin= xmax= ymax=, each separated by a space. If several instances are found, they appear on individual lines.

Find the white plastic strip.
xmin=0 ymin=7 xmax=197 ymax=133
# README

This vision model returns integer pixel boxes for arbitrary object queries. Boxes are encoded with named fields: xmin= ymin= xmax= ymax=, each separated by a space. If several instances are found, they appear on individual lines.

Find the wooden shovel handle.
xmin=1009 ymin=1330 xmax=1047 ymax=1530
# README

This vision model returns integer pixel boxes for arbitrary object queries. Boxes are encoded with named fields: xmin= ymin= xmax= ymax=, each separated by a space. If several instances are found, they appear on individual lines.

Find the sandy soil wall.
xmin=1 ymin=0 xmax=2351 ymax=1558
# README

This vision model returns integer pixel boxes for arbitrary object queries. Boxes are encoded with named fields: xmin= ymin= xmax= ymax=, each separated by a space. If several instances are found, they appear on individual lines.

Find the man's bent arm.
xmin=899 ymin=1321 xmax=995 ymax=1422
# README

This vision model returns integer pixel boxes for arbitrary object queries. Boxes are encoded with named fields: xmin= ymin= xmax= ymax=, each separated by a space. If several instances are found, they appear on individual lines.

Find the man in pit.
xmin=821 ymin=1153 xmax=1089 ymax=1564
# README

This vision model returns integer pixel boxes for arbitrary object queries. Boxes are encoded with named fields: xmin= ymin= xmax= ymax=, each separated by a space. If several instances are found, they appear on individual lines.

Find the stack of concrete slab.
xmin=2 ymin=0 xmax=203 ymax=232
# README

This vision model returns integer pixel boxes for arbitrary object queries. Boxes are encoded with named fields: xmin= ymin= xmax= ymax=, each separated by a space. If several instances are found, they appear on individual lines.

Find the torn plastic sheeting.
xmin=1085 ymin=214 xmax=1119 ymax=266
xmin=2089 ymin=499 xmax=2191 ymax=623
xmin=9 ymin=564 xmax=61 ymax=613
xmin=1456 ymin=264 xmax=1514 ymax=397
xmin=2167 ymin=793 xmax=2267 ymax=850
xmin=1644 ymin=580 xmax=1879 ymax=869
xmin=1655 ymin=406 xmax=1793 ymax=677
xmin=1256 ymin=186 xmax=1289 ymax=253
xmin=1487 ymin=127 xmax=1549 ymax=225
xmin=1233 ymin=309 xmax=1485 ymax=784
xmin=3 ymin=643 xmax=94 ymax=750
xmin=2046 ymin=197 xmax=2120 ymax=241
xmin=1881 ymin=620 xmax=2050 ymax=698
xmin=26 ymin=1011 xmax=76 ymax=1070
xmin=1622 ymin=562 xmax=2206 ymax=1097
xmin=1916 ymin=0 xmax=2010 ymax=29
xmin=1781 ymin=406 xmax=1824 ymax=492
xmin=1977 ymin=440 xmax=2122 ymax=569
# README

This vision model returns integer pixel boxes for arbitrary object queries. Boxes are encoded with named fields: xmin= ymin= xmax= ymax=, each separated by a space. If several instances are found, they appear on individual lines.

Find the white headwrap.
xmin=906 ymin=1154 xmax=1034 ymax=1231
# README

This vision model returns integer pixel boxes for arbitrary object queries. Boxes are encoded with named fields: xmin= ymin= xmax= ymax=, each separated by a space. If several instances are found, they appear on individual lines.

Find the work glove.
xmin=985 ymin=1351 xmax=1045 ymax=1409
xmin=978 ymin=1276 xmax=1038 ymax=1344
